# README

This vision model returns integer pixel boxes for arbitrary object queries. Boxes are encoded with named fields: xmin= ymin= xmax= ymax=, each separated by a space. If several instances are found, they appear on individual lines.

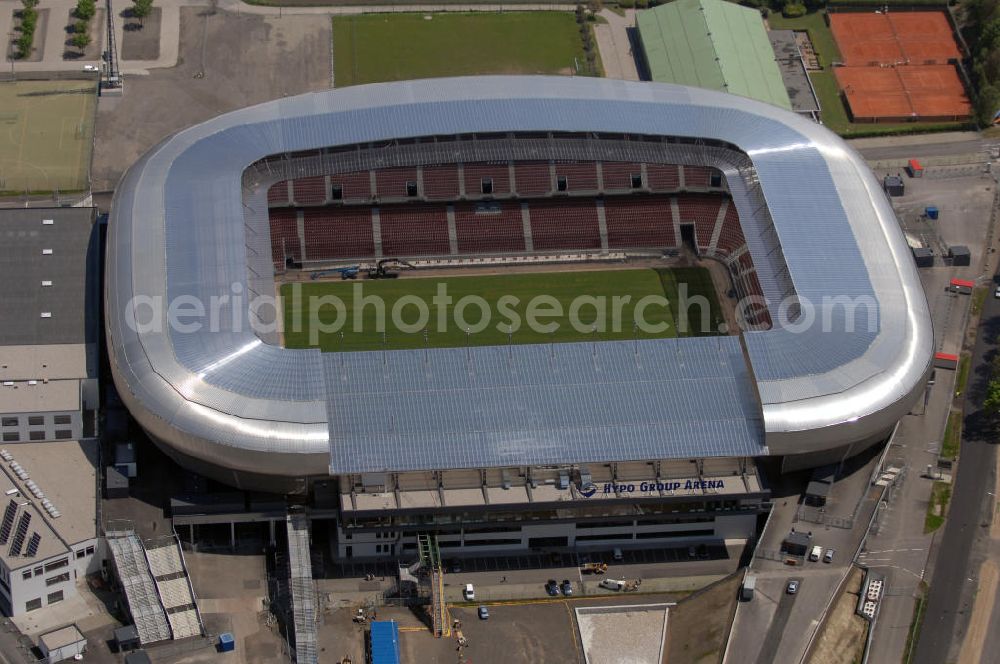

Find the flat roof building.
xmin=0 ymin=208 xmax=99 ymax=445
xmin=0 ymin=440 xmax=101 ymax=615
xmin=38 ymin=624 xmax=87 ymax=663
xmin=637 ymin=0 xmax=792 ymax=110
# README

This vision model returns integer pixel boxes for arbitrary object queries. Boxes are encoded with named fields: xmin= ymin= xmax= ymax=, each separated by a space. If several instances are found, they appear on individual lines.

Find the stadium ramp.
xmin=286 ymin=510 xmax=319 ymax=663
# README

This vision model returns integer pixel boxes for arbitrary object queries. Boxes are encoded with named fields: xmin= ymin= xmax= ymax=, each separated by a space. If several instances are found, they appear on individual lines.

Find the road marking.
xmin=564 ymin=600 xmax=583 ymax=663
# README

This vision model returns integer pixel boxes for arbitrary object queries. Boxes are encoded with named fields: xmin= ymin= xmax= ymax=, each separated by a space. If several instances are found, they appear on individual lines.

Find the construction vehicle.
xmin=310 ymin=265 xmax=360 ymax=280
xmin=366 ymin=258 xmax=414 ymax=279
xmin=581 ymin=562 xmax=608 ymax=575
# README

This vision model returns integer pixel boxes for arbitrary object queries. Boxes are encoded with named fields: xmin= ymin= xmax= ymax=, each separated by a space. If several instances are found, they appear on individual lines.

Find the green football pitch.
xmin=333 ymin=13 xmax=592 ymax=87
xmin=281 ymin=267 xmax=725 ymax=352
xmin=0 ymin=80 xmax=96 ymax=195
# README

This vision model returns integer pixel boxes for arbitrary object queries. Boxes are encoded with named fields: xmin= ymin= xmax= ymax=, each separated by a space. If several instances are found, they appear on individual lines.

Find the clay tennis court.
xmin=830 ymin=11 xmax=962 ymax=66
xmin=835 ymin=65 xmax=971 ymax=122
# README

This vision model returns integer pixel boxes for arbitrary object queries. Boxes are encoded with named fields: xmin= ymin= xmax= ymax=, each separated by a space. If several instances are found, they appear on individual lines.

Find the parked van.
xmin=599 ymin=578 xmax=625 ymax=591
xmin=809 ymin=545 xmax=822 ymax=562
xmin=612 ymin=547 xmax=623 ymax=561
xmin=463 ymin=583 xmax=475 ymax=600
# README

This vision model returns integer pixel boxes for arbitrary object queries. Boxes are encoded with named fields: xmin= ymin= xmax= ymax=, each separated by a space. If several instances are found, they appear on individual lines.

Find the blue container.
xmin=218 ymin=633 xmax=235 ymax=652
xmin=925 ymin=206 xmax=939 ymax=220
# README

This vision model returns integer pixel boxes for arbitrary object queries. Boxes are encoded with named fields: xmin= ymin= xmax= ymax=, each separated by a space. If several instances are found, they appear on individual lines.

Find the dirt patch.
xmin=120 ymin=6 xmax=161 ymax=60
xmin=92 ymin=7 xmax=331 ymax=192
xmin=805 ymin=566 xmax=868 ymax=664
xmin=665 ymin=573 xmax=741 ymax=664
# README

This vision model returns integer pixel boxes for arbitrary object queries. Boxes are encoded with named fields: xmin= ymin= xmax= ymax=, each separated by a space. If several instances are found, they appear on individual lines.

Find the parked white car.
xmin=83 ymin=64 xmax=99 ymax=72
xmin=599 ymin=578 xmax=625 ymax=591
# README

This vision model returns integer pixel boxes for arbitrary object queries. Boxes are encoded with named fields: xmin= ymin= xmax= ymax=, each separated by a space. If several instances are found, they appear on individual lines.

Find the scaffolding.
xmin=418 ymin=534 xmax=449 ymax=638
xmin=286 ymin=511 xmax=318 ymax=664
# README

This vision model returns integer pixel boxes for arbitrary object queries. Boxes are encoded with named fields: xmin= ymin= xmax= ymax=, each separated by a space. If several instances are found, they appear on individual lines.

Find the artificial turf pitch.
xmin=332 ymin=13 xmax=589 ymax=87
xmin=282 ymin=267 xmax=725 ymax=352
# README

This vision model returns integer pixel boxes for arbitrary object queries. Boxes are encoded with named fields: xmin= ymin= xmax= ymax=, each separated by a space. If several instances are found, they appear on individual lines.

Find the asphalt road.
xmin=914 ymin=282 xmax=1000 ymax=664
xmin=755 ymin=580 xmax=799 ymax=664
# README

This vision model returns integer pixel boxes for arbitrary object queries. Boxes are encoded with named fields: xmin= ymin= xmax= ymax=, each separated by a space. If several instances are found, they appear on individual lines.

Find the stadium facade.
xmin=107 ymin=77 xmax=932 ymax=556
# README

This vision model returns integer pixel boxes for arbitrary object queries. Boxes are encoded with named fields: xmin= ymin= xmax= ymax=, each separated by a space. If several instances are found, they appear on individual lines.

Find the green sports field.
xmin=333 ymin=13 xmax=593 ymax=87
xmin=0 ymin=80 xmax=96 ymax=195
xmin=282 ymin=267 xmax=725 ymax=352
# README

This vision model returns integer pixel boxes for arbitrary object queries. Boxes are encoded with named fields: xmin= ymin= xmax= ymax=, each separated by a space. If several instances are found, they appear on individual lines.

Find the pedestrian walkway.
xmin=594 ymin=8 xmax=640 ymax=81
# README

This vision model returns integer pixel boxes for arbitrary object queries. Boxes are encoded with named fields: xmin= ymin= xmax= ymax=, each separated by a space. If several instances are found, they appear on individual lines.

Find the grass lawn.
xmin=0 ymin=80 xmax=96 ymax=195
xmin=768 ymin=11 xmax=967 ymax=137
xmin=333 ymin=13 xmax=595 ymax=87
xmin=941 ymin=410 xmax=962 ymax=461
xmin=902 ymin=582 xmax=929 ymax=664
xmin=955 ymin=352 xmax=971 ymax=397
xmin=924 ymin=480 xmax=952 ymax=533
xmin=282 ymin=267 xmax=723 ymax=351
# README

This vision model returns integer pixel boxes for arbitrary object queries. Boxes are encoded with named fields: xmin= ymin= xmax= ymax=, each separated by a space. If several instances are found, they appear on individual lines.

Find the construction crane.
xmin=366 ymin=258 xmax=414 ymax=280
xmin=309 ymin=266 xmax=360 ymax=280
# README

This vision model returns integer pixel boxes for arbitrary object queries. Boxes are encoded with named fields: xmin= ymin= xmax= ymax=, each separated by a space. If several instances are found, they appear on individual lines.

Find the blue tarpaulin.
xmin=370 ymin=621 xmax=400 ymax=664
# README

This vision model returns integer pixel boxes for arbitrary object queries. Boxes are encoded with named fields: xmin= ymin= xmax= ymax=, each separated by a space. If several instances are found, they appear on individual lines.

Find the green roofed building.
xmin=636 ymin=0 xmax=792 ymax=110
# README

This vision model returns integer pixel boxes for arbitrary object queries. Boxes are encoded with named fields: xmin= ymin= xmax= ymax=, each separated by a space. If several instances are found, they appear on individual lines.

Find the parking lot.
xmin=321 ymin=591 xmax=687 ymax=664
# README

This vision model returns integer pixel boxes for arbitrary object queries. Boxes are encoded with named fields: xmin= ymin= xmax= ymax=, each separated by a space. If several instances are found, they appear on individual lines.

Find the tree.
xmin=17 ymin=33 xmax=32 ymax=59
xmin=75 ymin=0 xmax=95 ymax=21
xmin=21 ymin=0 xmax=38 ymax=9
xmin=782 ymin=1 xmax=807 ymax=18
xmin=71 ymin=26 xmax=91 ymax=50
xmin=984 ymin=378 xmax=1000 ymax=417
xmin=132 ymin=0 xmax=153 ymax=25
xmin=19 ymin=8 xmax=37 ymax=33
xmin=976 ymin=83 xmax=1000 ymax=127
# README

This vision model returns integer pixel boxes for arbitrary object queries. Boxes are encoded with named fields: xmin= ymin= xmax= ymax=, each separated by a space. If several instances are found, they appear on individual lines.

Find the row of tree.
xmin=71 ymin=0 xmax=95 ymax=50
xmin=15 ymin=0 xmax=39 ymax=59
xmin=968 ymin=0 xmax=1000 ymax=125
xmin=575 ymin=5 xmax=600 ymax=76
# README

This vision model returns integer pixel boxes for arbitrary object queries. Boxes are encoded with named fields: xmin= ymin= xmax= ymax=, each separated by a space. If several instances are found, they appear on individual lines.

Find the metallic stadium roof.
xmin=106 ymin=76 xmax=932 ymax=490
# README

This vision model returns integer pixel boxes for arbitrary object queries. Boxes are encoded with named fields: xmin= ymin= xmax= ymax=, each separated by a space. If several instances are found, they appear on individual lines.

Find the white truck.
xmin=809 ymin=545 xmax=822 ymax=562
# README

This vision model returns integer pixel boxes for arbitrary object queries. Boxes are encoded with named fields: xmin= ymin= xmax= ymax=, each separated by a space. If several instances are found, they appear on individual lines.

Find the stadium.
xmin=106 ymin=76 xmax=932 ymax=557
